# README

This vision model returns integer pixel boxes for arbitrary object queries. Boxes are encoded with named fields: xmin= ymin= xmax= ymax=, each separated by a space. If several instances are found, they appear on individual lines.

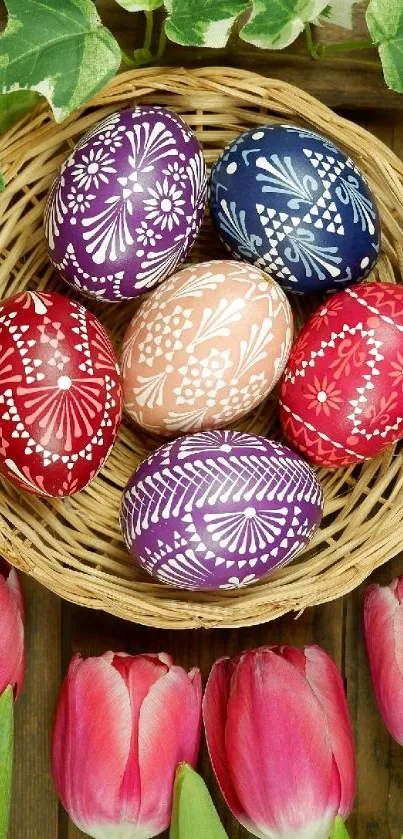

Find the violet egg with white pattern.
xmin=44 ymin=107 xmax=207 ymax=302
xmin=0 ymin=291 xmax=122 ymax=497
xmin=120 ymin=430 xmax=324 ymax=591
xmin=209 ymin=123 xmax=381 ymax=294
xmin=121 ymin=260 xmax=293 ymax=436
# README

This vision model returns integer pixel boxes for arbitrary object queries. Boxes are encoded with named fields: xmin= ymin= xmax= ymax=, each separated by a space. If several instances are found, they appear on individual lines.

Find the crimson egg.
xmin=280 ymin=282 xmax=403 ymax=467
xmin=0 ymin=291 xmax=122 ymax=496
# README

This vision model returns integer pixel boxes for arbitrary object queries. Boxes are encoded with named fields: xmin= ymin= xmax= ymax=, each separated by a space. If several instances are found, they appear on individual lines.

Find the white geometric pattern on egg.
xmin=120 ymin=431 xmax=324 ymax=590
xmin=121 ymin=260 xmax=293 ymax=435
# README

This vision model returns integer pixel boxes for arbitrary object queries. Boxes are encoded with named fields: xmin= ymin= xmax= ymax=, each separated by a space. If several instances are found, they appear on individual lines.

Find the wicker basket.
xmin=1 ymin=66 xmax=403 ymax=629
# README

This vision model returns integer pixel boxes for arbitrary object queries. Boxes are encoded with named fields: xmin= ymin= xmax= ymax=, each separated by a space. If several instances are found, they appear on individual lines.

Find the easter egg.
xmin=280 ymin=282 xmax=403 ymax=467
xmin=44 ymin=107 xmax=207 ymax=302
xmin=121 ymin=259 xmax=293 ymax=436
xmin=209 ymin=123 xmax=381 ymax=294
xmin=0 ymin=291 xmax=122 ymax=496
xmin=120 ymin=430 xmax=324 ymax=590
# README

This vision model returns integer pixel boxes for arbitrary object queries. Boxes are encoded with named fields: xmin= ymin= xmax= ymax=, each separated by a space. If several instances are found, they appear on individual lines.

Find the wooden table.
xmin=6 ymin=4 xmax=403 ymax=838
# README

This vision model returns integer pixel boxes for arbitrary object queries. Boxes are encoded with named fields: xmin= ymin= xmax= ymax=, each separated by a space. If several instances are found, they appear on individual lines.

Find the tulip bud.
xmin=203 ymin=645 xmax=355 ymax=839
xmin=364 ymin=576 xmax=403 ymax=745
xmin=52 ymin=651 xmax=202 ymax=839
xmin=0 ymin=559 xmax=25 ymax=699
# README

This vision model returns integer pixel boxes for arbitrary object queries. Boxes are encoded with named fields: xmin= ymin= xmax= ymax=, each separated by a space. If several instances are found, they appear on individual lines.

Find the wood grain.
xmin=9 ymin=577 xmax=61 ymax=839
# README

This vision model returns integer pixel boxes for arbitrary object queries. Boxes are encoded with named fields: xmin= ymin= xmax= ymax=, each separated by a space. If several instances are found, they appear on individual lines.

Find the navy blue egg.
xmin=209 ymin=123 xmax=381 ymax=294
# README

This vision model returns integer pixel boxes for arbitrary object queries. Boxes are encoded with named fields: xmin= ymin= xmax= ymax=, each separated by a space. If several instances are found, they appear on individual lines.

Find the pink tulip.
xmin=203 ymin=645 xmax=355 ymax=839
xmin=52 ymin=651 xmax=202 ymax=838
xmin=364 ymin=576 xmax=403 ymax=744
xmin=0 ymin=559 xmax=25 ymax=699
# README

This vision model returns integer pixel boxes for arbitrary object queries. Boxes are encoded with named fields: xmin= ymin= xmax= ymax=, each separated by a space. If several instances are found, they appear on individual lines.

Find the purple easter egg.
xmin=120 ymin=430 xmax=324 ymax=591
xmin=44 ymin=107 xmax=207 ymax=302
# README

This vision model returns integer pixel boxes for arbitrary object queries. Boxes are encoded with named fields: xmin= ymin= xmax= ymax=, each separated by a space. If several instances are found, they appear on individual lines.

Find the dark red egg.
xmin=0 ymin=291 xmax=122 ymax=496
xmin=280 ymin=283 xmax=403 ymax=467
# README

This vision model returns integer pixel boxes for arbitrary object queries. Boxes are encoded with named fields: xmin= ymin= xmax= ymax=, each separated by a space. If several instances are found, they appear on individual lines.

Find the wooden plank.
xmin=342 ymin=106 xmax=403 ymax=839
xmin=65 ymin=594 xmax=343 ymax=839
xmin=9 ymin=576 xmax=61 ymax=839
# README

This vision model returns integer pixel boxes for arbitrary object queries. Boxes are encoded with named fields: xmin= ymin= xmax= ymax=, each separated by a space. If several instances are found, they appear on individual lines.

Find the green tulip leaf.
xmin=0 ymin=687 xmax=14 ymax=839
xmin=164 ymin=0 xmax=250 ymax=47
xmin=115 ymin=0 xmax=163 ymax=8
xmin=0 ymin=0 xmax=121 ymax=123
xmin=170 ymin=763 xmax=229 ymax=839
xmin=366 ymin=0 xmax=403 ymax=93
xmin=240 ymin=0 xmax=329 ymax=49
xmin=0 ymin=90 xmax=43 ymax=134
xmin=330 ymin=816 xmax=351 ymax=839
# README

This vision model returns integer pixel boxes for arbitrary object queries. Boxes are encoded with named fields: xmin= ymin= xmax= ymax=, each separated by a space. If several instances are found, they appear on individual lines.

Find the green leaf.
xmin=170 ymin=764 xmax=229 ymax=839
xmin=0 ymin=687 xmax=13 ymax=839
xmin=366 ymin=0 xmax=403 ymax=92
xmin=0 ymin=0 xmax=122 ymax=122
xmin=0 ymin=90 xmax=42 ymax=134
xmin=164 ymin=0 xmax=250 ymax=47
xmin=330 ymin=816 xmax=351 ymax=839
xmin=116 ymin=0 xmax=163 ymax=8
xmin=132 ymin=47 xmax=155 ymax=66
xmin=0 ymin=169 xmax=4 ymax=193
xmin=240 ymin=0 xmax=329 ymax=49
xmin=317 ymin=0 xmax=360 ymax=29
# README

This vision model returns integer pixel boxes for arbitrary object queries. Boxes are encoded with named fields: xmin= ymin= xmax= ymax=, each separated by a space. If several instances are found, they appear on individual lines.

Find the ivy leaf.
xmin=240 ymin=0 xmax=329 ymax=49
xmin=116 ymin=0 xmax=163 ymax=8
xmin=366 ymin=0 xmax=403 ymax=92
xmin=0 ymin=90 xmax=43 ymax=134
xmin=0 ymin=688 xmax=13 ymax=838
xmin=318 ymin=0 xmax=360 ymax=29
xmin=164 ymin=0 xmax=251 ymax=47
xmin=0 ymin=0 xmax=121 ymax=122
xmin=170 ymin=764 xmax=229 ymax=839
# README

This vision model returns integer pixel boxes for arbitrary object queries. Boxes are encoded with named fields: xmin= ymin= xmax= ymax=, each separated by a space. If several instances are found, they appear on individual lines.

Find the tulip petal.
xmin=52 ymin=654 xmax=132 ymax=831
xmin=0 ymin=571 xmax=24 ymax=698
xmin=364 ymin=582 xmax=403 ymax=745
xmin=203 ymin=658 xmax=247 ymax=825
xmin=137 ymin=666 xmax=202 ymax=833
xmin=302 ymin=646 xmax=355 ymax=819
xmin=5 ymin=568 xmax=24 ymax=622
xmin=113 ymin=654 xmax=170 ymax=824
xmin=225 ymin=649 xmax=340 ymax=837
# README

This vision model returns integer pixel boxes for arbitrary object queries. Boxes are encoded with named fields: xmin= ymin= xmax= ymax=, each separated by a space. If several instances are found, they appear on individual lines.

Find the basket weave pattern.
xmin=1 ymin=67 xmax=403 ymax=629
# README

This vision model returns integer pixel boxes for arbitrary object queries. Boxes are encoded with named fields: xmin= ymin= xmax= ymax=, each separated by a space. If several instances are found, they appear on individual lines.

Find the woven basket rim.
xmin=1 ymin=65 xmax=403 ymax=629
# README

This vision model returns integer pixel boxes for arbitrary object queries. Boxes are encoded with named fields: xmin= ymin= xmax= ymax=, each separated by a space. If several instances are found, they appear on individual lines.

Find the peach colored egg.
xmin=121 ymin=259 xmax=293 ymax=436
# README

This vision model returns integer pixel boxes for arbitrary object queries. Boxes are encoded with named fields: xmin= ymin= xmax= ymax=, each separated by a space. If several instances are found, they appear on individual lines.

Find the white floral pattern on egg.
xmin=121 ymin=259 xmax=293 ymax=436
xmin=44 ymin=108 xmax=207 ymax=302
